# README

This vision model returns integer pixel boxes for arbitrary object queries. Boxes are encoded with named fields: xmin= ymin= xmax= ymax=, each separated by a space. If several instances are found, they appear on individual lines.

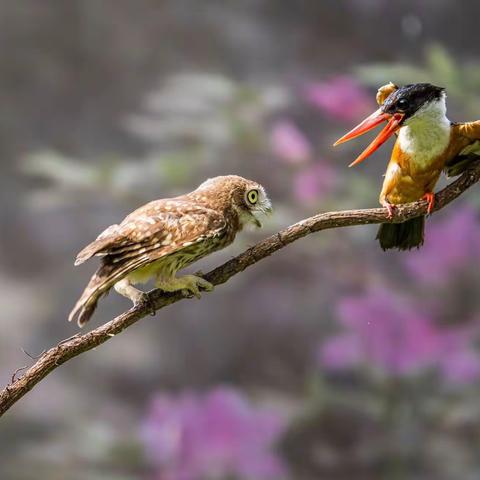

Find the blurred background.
xmin=2 ymin=1 xmax=480 ymax=479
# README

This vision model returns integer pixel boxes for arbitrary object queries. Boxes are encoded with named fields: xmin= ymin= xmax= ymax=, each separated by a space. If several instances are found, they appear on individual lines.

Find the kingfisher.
xmin=334 ymin=82 xmax=480 ymax=250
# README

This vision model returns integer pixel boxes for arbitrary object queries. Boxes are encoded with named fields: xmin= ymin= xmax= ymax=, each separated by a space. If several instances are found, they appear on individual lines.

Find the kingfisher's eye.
xmin=397 ymin=98 xmax=409 ymax=110
xmin=246 ymin=189 xmax=259 ymax=205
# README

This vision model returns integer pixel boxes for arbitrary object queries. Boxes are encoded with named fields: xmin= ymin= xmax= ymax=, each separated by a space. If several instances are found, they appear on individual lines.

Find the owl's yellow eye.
xmin=246 ymin=189 xmax=259 ymax=205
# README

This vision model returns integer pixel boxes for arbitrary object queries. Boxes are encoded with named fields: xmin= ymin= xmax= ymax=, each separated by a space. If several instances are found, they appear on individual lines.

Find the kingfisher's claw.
xmin=382 ymin=200 xmax=396 ymax=219
xmin=422 ymin=192 xmax=435 ymax=215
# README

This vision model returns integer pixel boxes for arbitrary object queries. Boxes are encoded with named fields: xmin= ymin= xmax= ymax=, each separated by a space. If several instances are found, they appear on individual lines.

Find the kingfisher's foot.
xmin=422 ymin=192 xmax=435 ymax=215
xmin=381 ymin=200 xmax=396 ymax=219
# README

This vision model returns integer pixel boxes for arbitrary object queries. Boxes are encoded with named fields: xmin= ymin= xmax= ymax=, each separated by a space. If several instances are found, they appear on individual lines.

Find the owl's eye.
xmin=246 ymin=189 xmax=259 ymax=205
xmin=397 ymin=98 xmax=409 ymax=110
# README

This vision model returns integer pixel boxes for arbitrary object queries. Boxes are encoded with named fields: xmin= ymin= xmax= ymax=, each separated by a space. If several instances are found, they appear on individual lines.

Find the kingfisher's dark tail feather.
xmin=376 ymin=216 xmax=425 ymax=251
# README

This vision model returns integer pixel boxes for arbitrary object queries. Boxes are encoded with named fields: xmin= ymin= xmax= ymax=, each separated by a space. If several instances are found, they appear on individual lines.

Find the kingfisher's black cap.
xmin=381 ymin=83 xmax=445 ymax=119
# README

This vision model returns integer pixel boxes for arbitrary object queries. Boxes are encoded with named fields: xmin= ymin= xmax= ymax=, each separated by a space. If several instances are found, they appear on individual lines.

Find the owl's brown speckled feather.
xmin=69 ymin=175 xmax=271 ymax=327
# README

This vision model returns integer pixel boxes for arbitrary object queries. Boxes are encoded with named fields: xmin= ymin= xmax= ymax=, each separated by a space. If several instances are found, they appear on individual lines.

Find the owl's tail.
xmin=68 ymin=264 xmax=117 ymax=327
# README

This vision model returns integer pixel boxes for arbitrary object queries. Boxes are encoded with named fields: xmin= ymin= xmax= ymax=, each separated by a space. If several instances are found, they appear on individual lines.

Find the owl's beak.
xmin=264 ymin=205 xmax=273 ymax=215
xmin=333 ymin=109 xmax=404 ymax=166
xmin=251 ymin=204 xmax=272 ymax=228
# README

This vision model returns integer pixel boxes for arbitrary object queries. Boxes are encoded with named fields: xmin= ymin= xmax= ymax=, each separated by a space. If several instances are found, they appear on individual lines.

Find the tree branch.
xmin=2 ymin=162 xmax=480 ymax=417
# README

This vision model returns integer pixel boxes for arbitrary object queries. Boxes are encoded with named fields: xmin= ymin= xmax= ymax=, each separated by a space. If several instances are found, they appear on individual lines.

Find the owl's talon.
xmin=181 ymin=289 xmax=195 ymax=299
xmin=167 ymin=275 xmax=213 ymax=299
xmin=193 ymin=289 xmax=201 ymax=299
xmin=114 ymin=280 xmax=156 ymax=315
xmin=195 ymin=277 xmax=214 ymax=293
xmin=136 ymin=292 xmax=156 ymax=316
xmin=184 ymin=284 xmax=202 ymax=299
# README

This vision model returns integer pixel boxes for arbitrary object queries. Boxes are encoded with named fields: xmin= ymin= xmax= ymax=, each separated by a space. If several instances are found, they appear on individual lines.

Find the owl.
xmin=69 ymin=175 xmax=272 ymax=327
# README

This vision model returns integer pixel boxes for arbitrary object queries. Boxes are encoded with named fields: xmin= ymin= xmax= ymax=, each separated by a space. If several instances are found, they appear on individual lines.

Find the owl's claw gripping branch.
xmin=140 ymin=292 xmax=156 ymax=317
xmin=181 ymin=276 xmax=214 ymax=299
xmin=114 ymin=280 xmax=156 ymax=316
xmin=1 ymin=163 xmax=480 ymax=417
xmin=157 ymin=275 xmax=214 ymax=300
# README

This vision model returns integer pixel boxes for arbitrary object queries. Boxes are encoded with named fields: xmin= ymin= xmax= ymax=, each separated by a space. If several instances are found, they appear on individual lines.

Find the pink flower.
xmin=318 ymin=287 xmax=480 ymax=384
xmin=304 ymin=76 xmax=371 ymax=122
xmin=270 ymin=120 xmax=312 ymax=164
xmin=141 ymin=387 xmax=286 ymax=480
xmin=403 ymin=206 xmax=480 ymax=283
xmin=292 ymin=162 xmax=337 ymax=204
xmin=440 ymin=349 xmax=480 ymax=384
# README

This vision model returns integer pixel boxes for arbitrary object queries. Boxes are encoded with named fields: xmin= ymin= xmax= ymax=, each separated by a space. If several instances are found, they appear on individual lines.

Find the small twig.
xmin=1 ymin=162 xmax=479 ymax=417
xmin=10 ymin=366 xmax=28 ymax=385
xmin=56 ymin=334 xmax=82 ymax=346
xmin=21 ymin=348 xmax=46 ymax=361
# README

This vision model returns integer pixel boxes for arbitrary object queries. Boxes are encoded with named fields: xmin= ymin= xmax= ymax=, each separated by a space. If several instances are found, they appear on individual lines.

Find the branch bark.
xmin=2 ymin=162 xmax=480 ymax=417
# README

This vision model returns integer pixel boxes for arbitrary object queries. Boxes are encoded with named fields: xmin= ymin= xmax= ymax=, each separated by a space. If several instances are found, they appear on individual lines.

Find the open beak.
xmin=333 ymin=109 xmax=404 ymax=167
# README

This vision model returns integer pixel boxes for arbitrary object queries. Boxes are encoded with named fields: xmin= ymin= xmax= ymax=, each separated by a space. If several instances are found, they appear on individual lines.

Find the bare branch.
xmin=1 ymin=162 xmax=479 ymax=417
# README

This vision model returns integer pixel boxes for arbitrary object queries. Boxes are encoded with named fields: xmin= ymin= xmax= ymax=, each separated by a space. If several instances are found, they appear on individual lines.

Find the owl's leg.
xmin=156 ymin=274 xmax=214 ymax=299
xmin=114 ymin=279 xmax=155 ymax=315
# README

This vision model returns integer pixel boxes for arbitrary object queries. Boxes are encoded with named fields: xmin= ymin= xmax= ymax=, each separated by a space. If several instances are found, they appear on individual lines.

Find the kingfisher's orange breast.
xmin=382 ymin=166 xmax=441 ymax=205
xmin=381 ymin=134 xmax=457 ymax=205
xmin=376 ymin=114 xmax=480 ymax=206
xmin=380 ymin=125 xmax=478 ymax=205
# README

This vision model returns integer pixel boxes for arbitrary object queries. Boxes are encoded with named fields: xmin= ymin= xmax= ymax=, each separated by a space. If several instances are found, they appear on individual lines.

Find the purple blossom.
xmin=304 ymin=76 xmax=371 ymax=122
xmin=318 ymin=287 xmax=480 ymax=384
xmin=440 ymin=349 xmax=480 ymax=384
xmin=292 ymin=162 xmax=337 ymax=204
xmin=403 ymin=206 xmax=480 ymax=283
xmin=141 ymin=387 xmax=286 ymax=480
xmin=270 ymin=120 xmax=312 ymax=164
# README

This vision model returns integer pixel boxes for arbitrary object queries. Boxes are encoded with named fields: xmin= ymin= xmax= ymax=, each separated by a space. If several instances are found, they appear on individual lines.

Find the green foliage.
xmin=22 ymin=74 xmax=287 ymax=204
xmin=356 ymin=44 xmax=480 ymax=117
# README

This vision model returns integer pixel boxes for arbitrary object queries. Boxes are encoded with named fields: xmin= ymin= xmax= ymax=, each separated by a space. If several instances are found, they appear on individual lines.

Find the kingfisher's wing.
xmin=445 ymin=121 xmax=480 ymax=177
xmin=456 ymin=120 xmax=480 ymax=140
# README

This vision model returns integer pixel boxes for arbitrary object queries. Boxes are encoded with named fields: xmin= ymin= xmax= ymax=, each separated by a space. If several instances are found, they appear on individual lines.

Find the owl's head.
xmin=195 ymin=175 xmax=272 ymax=228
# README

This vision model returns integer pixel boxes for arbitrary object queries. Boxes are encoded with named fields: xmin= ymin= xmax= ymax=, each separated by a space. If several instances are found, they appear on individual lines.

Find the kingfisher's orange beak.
xmin=333 ymin=109 xmax=404 ymax=167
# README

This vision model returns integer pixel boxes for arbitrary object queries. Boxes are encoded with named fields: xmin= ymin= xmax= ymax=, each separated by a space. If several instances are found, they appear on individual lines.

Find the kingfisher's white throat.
xmin=397 ymin=94 xmax=451 ymax=169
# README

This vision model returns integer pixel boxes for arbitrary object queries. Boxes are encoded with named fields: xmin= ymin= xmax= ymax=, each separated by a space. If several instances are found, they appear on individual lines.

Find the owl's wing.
xmin=74 ymin=202 xmax=227 ymax=268
xmin=445 ymin=122 xmax=480 ymax=177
